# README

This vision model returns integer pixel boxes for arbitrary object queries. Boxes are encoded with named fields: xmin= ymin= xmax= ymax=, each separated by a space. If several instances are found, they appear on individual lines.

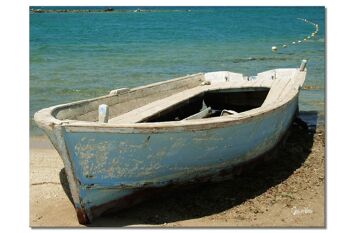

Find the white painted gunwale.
xmin=34 ymin=69 xmax=306 ymax=134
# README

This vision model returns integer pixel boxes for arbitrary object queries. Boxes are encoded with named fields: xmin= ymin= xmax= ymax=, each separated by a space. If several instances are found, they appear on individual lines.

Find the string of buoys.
xmin=271 ymin=18 xmax=319 ymax=52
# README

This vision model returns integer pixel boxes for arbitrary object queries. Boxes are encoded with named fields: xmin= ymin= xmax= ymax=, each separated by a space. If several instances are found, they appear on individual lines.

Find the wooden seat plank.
xmin=108 ymin=82 xmax=242 ymax=124
xmin=108 ymin=86 xmax=207 ymax=124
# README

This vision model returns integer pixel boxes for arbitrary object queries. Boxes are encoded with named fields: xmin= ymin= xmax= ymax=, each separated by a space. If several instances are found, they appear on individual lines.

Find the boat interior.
xmin=51 ymin=69 xmax=298 ymax=125
xmin=144 ymin=88 xmax=270 ymax=122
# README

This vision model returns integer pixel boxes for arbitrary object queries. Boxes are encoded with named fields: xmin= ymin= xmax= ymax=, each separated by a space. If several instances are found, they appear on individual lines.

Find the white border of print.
xmin=2 ymin=0 xmax=349 ymax=233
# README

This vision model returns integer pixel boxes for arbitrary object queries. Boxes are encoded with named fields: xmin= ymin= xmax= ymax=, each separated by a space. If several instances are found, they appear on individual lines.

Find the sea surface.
xmin=30 ymin=6 xmax=325 ymax=136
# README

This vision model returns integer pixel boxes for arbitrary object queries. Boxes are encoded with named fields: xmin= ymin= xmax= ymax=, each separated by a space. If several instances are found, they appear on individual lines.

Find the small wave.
xmin=232 ymin=56 xmax=290 ymax=63
xmin=302 ymin=85 xmax=322 ymax=90
xmin=30 ymin=8 xmax=193 ymax=14
xmin=30 ymin=56 xmax=46 ymax=63
xmin=303 ymin=38 xmax=324 ymax=43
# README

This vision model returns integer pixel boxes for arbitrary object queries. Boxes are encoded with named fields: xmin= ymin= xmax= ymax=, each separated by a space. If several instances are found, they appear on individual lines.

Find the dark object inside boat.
xmin=145 ymin=87 xmax=270 ymax=122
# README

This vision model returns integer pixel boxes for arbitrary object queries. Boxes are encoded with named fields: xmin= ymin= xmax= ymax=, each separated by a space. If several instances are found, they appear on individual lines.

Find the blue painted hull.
xmin=61 ymin=95 xmax=298 ymax=223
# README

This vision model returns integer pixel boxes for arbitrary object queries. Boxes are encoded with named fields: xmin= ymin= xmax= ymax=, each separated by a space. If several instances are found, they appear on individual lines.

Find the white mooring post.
xmin=98 ymin=104 xmax=109 ymax=123
xmin=299 ymin=59 xmax=308 ymax=71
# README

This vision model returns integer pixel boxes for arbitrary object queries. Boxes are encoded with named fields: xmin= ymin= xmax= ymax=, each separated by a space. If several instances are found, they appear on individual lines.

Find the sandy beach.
xmin=30 ymin=120 xmax=325 ymax=227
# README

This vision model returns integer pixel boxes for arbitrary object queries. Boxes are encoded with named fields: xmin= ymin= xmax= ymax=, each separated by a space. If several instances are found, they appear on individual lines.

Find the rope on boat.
xmin=272 ymin=18 xmax=319 ymax=52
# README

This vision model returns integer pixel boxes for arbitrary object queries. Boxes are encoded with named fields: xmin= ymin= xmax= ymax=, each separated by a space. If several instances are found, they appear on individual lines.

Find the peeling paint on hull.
xmin=61 ymin=96 xmax=298 ymax=224
xmin=34 ymin=68 xmax=307 ymax=224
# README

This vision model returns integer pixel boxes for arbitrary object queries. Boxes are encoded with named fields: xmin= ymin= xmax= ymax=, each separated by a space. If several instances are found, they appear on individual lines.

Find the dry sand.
xmin=30 ymin=120 xmax=325 ymax=227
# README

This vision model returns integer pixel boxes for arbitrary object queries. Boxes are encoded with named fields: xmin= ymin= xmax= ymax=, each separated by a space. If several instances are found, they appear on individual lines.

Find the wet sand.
xmin=30 ymin=120 xmax=325 ymax=227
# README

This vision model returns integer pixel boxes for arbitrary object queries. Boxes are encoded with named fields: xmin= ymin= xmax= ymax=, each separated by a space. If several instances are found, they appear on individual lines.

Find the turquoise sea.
xmin=30 ymin=7 xmax=325 ymax=136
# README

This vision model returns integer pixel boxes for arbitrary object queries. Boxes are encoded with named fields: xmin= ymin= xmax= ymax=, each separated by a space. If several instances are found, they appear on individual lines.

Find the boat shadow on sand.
xmin=59 ymin=111 xmax=318 ymax=227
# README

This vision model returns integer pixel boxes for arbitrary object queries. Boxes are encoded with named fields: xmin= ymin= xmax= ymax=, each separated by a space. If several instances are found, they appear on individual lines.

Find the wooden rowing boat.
xmin=34 ymin=60 xmax=307 ymax=224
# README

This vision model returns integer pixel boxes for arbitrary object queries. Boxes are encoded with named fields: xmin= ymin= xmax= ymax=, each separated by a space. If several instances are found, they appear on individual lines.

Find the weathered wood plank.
xmin=57 ymin=73 xmax=204 ymax=121
xmin=258 ymin=77 xmax=274 ymax=87
xmin=240 ymin=78 xmax=262 ymax=87
xmin=108 ymin=81 xmax=248 ymax=124
xmin=108 ymin=86 xmax=207 ymax=124
xmin=262 ymin=77 xmax=291 ymax=106
xmin=78 ymin=84 xmax=200 ymax=121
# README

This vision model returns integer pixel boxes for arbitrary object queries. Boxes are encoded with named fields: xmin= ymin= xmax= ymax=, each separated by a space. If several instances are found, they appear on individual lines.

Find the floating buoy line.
xmin=271 ymin=18 xmax=319 ymax=52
